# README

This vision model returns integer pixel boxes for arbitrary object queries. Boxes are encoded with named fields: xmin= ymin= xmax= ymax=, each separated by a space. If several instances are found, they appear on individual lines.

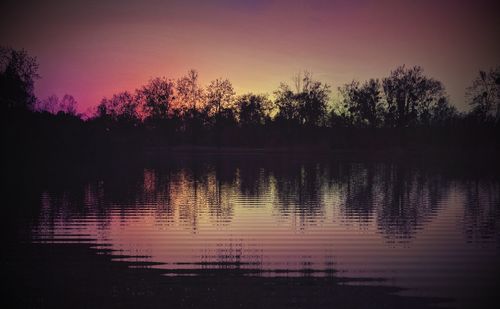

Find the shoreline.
xmin=143 ymin=144 xmax=500 ymax=162
xmin=4 ymin=241 xmax=446 ymax=309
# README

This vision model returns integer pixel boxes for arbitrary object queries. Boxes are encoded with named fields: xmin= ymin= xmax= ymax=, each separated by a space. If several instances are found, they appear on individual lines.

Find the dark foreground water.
xmin=6 ymin=154 xmax=500 ymax=308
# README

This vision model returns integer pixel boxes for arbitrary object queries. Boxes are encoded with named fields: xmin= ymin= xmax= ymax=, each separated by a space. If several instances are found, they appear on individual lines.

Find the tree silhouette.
xmin=3 ymin=44 xmax=497 ymax=152
xmin=428 ymin=97 xmax=457 ymax=127
xmin=297 ymin=72 xmax=330 ymax=127
xmin=382 ymin=65 xmax=446 ymax=127
xmin=273 ymin=82 xmax=300 ymax=125
xmin=466 ymin=67 xmax=500 ymax=123
xmin=176 ymin=69 xmax=204 ymax=112
xmin=339 ymin=79 xmax=383 ymax=128
xmin=37 ymin=94 xmax=60 ymax=114
xmin=236 ymin=93 xmax=272 ymax=127
xmin=138 ymin=77 xmax=175 ymax=121
xmin=0 ymin=46 xmax=39 ymax=110
xmin=59 ymin=94 xmax=78 ymax=116
xmin=37 ymin=94 xmax=78 ymax=115
xmin=97 ymin=91 xmax=139 ymax=123
xmin=205 ymin=78 xmax=235 ymax=119
xmin=175 ymin=70 xmax=206 ymax=141
xmin=274 ymin=72 xmax=330 ymax=127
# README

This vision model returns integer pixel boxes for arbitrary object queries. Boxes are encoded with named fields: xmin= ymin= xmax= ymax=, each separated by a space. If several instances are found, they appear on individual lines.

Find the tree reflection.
xmin=31 ymin=156 xmax=498 ymax=243
xmin=271 ymin=160 xmax=326 ymax=227
xmin=462 ymin=180 xmax=500 ymax=244
xmin=374 ymin=164 xmax=448 ymax=241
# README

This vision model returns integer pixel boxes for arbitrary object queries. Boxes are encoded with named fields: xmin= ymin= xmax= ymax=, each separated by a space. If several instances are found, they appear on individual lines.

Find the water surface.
xmin=28 ymin=155 xmax=500 ymax=307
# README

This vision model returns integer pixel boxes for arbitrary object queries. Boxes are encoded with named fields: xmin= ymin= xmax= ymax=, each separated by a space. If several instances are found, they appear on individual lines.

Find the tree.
xmin=138 ymin=77 xmax=175 ymax=120
xmin=176 ymin=69 xmax=204 ymax=112
xmin=36 ymin=94 xmax=78 ymax=115
xmin=273 ymin=82 xmax=300 ymax=124
xmin=237 ymin=93 xmax=272 ymax=127
xmin=59 ymin=94 xmax=78 ymax=115
xmin=339 ymin=79 xmax=383 ymax=127
xmin=205 ymin=78 xmax=235 ymax=117
xmin=0 ymin=46 xmax=39 ymax=110
xmin=328 ymin=108 xmax=351 ymax=128
xmin=114 ymin=91 xmax=139 ymax=123
xmin=37 ymin=94 xmax=60 ymax=114
xmin=297 ymin=72 xmax=330 ymax=127
xmin=429 ymin=97 xmax=458 ymax=127
xmin=274 ymin=72 xmax=330 ymax=127
xmin=96 ymin=91 xmax=139 ymax=122
xmin=382 ymin=65 xmax=446 ymax=127
xmin=96 ymin=97 xmax=114 ymax=120
xmin=466 ymin=67 xmax=500 ymax=122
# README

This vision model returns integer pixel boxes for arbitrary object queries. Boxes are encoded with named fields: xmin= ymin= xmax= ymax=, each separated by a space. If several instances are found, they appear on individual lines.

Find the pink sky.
xmin=1 ymin=0 xmax=499 ymax=112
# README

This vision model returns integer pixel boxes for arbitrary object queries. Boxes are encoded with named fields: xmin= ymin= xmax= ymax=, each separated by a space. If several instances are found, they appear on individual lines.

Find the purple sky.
xmin=1 ymin=0 xmax=499 ymax=112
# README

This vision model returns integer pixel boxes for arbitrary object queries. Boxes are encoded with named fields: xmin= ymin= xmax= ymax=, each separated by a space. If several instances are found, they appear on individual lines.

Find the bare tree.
xmin=60 ymin=94 xmax=78 ymax=115
xmin=205 ymin=78 xmax=235 ymax=117
xmin=37 ymin=94 xmax=78 ymax=115
xmin=176 ymin=69 xmax=204 ymax=112
xmin=96 ymin=91 xmax=139 ymax=122
xmin=466 ymin=67 xmax=500 ymax=122
xmin=36 ymin=94 xmax=59 ymax=114
xmin=138 ymin=77 xmax=175 ymax=120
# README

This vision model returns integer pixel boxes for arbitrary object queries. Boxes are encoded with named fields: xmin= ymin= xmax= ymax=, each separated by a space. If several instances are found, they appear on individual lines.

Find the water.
xmin=27 ymin=155 xmax=500 ymax=307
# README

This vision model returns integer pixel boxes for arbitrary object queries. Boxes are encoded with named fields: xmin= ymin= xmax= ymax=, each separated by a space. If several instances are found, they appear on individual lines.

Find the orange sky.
xmin=1 ymin=0 xmax=499 ymax=112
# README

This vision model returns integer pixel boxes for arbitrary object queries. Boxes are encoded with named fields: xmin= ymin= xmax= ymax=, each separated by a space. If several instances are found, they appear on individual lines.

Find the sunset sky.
xmin=1 ymin=0 xmax=499 ymax=112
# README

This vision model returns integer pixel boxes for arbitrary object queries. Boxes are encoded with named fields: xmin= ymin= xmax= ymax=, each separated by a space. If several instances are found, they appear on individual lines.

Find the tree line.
xmin=36 ymin=66 xmax=500 ymax=129
xmin=1 ymin=46 xmax=499 ymax=151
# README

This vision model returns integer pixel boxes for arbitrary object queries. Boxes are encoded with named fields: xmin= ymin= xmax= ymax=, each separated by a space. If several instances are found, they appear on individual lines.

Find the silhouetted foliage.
xmin=236 ymin=93 xmax=272 ymax=127
xmin=97 ymin=91 xmax=140 ymax=123
xmin=174 ymin=70 xmax=207 ymax=142
xmin=274 ymin=72 xmax=330 ymax=127
xmin=296 ymin=72 xmax=331 ymax=127
xmin=467 ymin=67 xmax=500 ymax=123
xmin=338 ymin=70 xmax=459 ymax=129
xmin=138 ymin=77 xmax=175 ymax=121
xmin=274 ymin=83 xmax=300 ymax=125
xmin=1 ymin=46 xmax=498 ymax=154
xmin=382 ymin=65 xmax=447 ymax=128
xmin=36 ymin=94 xmax=78 ymax=116
xmin=339 ymin=79 xmax=384 ymax=128
xmin=205 ymin=78 xmax=235 ymax=119
xmin=176 ymin=69 xmax=204 ymax=112
xmin=428 ymin=97 xmax=458 ymax=127
xmin=0 ymin=46 xmax=39 ymax=110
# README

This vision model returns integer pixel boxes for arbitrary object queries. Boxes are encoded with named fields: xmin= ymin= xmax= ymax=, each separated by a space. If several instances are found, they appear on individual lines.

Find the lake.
xmin=14 ymin=153 xmax=500 ymax=308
